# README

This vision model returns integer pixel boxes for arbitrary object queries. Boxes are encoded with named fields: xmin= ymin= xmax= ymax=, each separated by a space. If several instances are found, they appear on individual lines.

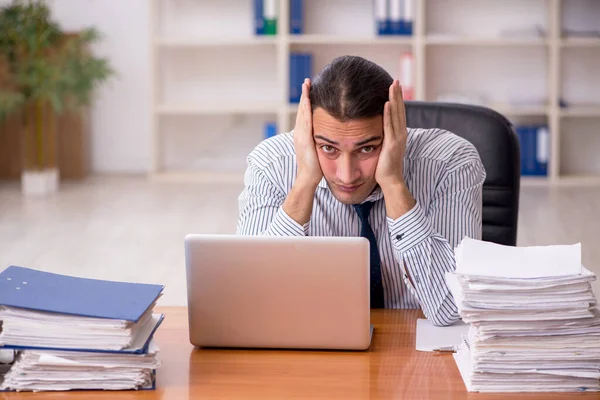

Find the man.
xmin=236 ymin=55 xmax=486 ymax=326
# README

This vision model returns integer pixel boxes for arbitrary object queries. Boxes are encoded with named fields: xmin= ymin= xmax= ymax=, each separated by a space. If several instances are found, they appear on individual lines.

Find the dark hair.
xmin=309 ymin=55 xmax=393 ymax=122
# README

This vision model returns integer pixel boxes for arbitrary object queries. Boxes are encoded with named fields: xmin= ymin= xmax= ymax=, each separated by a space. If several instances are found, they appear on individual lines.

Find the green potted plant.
xmin=0 ymin=0 xmax=114 ymax=196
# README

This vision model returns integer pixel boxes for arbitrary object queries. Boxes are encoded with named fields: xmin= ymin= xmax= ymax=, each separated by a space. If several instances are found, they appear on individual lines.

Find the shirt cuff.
xmin=268 ymin=206 xmax=309 ymax=236
xmin=386 ymin=201 xmax=434 ymax=254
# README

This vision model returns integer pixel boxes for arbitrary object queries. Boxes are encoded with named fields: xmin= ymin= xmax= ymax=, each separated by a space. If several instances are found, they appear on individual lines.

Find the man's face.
xmin=312 ymin=107 xmax=383 ymax=205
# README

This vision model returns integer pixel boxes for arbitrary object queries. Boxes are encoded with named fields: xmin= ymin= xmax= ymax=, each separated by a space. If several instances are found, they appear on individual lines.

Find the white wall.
xmin=50 ymin=0 xmax=151 ymax=173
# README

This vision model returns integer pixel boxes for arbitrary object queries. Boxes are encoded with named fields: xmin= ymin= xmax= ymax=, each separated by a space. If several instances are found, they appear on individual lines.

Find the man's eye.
xmin=361 ymin=146 xmax=375 ymax=154
xmin=322 ymin=145 xmax=336 ymax=153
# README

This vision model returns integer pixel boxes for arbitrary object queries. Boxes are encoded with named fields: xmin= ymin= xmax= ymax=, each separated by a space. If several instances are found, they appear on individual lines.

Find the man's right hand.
xmin=282 ymin=78 xmax=322 ymax=228
xmin=293 ymin=78 xmax=323 ymax=187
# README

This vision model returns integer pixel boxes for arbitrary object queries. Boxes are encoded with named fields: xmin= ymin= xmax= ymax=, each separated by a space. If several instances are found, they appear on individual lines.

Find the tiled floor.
xmin=1 ymin=176 xmax=599 ymax=305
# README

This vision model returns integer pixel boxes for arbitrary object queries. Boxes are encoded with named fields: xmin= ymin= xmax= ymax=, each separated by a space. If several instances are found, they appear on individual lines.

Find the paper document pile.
xmin=1 ymin=342 xmax=160 ymax=391
xmin=446 ymin=238 xmax=600 ymax=393
xmin=0 ymin=266 xmax=165 ymax=392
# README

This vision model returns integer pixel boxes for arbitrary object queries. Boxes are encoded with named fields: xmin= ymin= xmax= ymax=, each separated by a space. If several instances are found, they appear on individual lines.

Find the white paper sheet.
xmin=454 ymin=237 xmax=582 ymax=278
xmin=415 ymin=318 xmax=469 ymax=351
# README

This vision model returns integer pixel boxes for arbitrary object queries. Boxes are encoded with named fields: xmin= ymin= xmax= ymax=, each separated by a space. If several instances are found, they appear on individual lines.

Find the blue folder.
xmin=0 ymin=313 xmax=165 ymax=355
xmin=0 ymin=266 xmax=164 ymax=322
xmin=290 ymin=53 xmax=301 ymax=103
xmin=254 ymin=0 xmax=264 ymax=35
xmin=289 ymin=0 xmax=303 ymax=34
xmin=515 ymin=125 xmax=548 ymax=177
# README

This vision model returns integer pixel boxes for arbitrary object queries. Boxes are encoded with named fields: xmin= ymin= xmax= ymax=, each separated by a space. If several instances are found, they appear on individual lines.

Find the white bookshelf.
xmin=150 ymin=0 xmax=600 ymax=186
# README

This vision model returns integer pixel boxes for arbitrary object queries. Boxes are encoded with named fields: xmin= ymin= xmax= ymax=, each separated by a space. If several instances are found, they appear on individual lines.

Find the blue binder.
xmin=0 ymin=314 xmax=164 ymax=355
xmin=289 ymin=53 xmax=313 ymax=104
xmin=290 ymin=53 xmax=301 ymax=103
xmin=254 ymin=0 xmax=264 ymax=35
xmin=402 ymin=0 xmax=414 ymax=35
xmin=290 ymin=0 xmax=303 ymax=34
xmin=515 ymin=125 xmax=549 ymax=176
xmin=0 ymin=266 xmax=164 ymax=391
xmin=374 ymin=0 xmax=389 ymax=35
xmin=302 ymin=53 xmax=313 ymax=84
xmin=264 ymin=122 xmax=277 ymax=139
xmin=0 ymin=266 xmax=164 ymax=322
xmin=389 ymin=0 xmax=402 ymax=35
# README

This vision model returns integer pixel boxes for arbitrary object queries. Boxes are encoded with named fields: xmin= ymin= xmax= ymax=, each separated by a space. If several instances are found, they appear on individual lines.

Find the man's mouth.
xmin=337 ymin=183 xmax=363 ymax=193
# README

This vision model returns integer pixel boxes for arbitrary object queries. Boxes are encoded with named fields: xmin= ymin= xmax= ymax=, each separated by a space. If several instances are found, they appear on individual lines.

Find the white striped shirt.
xmin=236 ymin=128 xmax=486 ymax=326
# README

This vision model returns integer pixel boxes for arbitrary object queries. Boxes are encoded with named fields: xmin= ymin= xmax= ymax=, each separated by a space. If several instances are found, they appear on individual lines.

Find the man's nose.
xmin=337 ymin=155 xmax=360 ymax=184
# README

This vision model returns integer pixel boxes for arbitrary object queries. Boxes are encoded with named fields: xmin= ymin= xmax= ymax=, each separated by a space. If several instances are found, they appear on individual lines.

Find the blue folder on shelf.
xmin=289 ymin=0 xmax=303 ymax=34
xmin=289 ymin=53 xmax=313 ymax=104
xmin=253 ymin=0 xmax=264 ymax=35
xmin=516 ymin=125 xmax=548 ymax=177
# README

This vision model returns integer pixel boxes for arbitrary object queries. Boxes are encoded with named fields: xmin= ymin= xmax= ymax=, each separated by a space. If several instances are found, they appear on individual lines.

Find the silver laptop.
xmin=184 ymin=234 xmax=372 ymax=351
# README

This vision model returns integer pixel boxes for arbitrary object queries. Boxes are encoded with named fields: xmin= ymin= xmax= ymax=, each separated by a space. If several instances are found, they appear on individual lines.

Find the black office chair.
xmin=405 ymin=101 xmax=520 ymax=246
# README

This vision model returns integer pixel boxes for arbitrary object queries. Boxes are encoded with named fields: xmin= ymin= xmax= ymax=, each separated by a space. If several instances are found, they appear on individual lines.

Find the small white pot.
xmin=21 ymin=168 xmax=59 ymax=196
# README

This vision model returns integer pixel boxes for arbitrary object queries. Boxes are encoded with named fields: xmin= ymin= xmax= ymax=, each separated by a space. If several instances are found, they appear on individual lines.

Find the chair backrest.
xmin=404 ymin=101 xmax=520 ymax=246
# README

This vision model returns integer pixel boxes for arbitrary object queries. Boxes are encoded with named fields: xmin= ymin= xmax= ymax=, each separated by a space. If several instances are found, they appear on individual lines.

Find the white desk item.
xmin=415 ymin=318 xmax=468 ymax=352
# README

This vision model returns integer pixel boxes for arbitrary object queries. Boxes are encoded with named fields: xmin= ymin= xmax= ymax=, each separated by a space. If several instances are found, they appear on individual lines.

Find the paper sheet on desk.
xmin=454 ymin=237 xmax=582 ymax=278
xmin=415 ymin=319 xmax=469 ymax=351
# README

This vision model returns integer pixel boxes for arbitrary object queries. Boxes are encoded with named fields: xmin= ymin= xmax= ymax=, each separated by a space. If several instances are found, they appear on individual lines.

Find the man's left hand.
xmin=375 ymin=79 xmax=408 ymax=189
xmin=376 ymin=79 xmax=416 ymax=220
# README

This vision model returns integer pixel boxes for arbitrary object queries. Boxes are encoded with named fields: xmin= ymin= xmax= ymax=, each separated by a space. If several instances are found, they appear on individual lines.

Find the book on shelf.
xmin=290 ymin=0 xmax=304 ymax=34
xmin=0 ymin=265 xmax=165 ymax=392
xmin=253 ymin=0 xmax=264 ymax=35
xmin=264 ymin=122 xmax=278 ymax=139
xmin=375 ymin=0 xmax=414 ymax=36
xmin=515 ymin=125 xmax=549 ymax=177
xmin=254 ymin=0 xmax=278 ymax=35
xmin=289 ymin=52 xmax=313 ymax=104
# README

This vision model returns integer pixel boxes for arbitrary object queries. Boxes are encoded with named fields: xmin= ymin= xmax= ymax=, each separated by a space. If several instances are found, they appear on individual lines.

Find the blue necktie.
xmin=353 ymin=201 xmax=385 ymax=308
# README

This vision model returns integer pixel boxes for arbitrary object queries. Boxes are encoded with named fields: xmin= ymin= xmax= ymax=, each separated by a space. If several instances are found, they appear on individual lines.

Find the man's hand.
xmin=375 ymin=79 xmax=408 ymax=188
xmin=282 ymin=78 xmax=321 ymax=227
xmin=293 ymin=78 xmax=323 ymax=187
xmin=377 ymin=79 xmax=416 ymax=220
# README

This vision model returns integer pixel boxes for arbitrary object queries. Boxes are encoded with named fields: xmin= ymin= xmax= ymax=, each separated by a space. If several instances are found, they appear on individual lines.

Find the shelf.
xmin=288 ymin=34 xmax=413 ymax=45
xmin=157 ymin=103 xmax=280 ymax=115
xmin=425 ymin=36 xmax=548 ymax=46
xmin=560 ymin=105 xmax=600 ymax=118
xmin=150 ymin=0 xmax=600 ymax=183
xmin=155 ymin=36 xmax=278 ymax=47
xmin=560 ymin=37 xmax=600 ymax=47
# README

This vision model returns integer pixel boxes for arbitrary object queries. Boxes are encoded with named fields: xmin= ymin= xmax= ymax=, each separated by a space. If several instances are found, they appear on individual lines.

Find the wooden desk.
xmin=2 ymin=307 xmax=595 ymax=399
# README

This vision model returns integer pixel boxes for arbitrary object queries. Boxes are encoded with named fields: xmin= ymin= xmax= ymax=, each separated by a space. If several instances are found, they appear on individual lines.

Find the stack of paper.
xmin=0 ymin=266 xmax=164 ymax=392
xmin=1 ymin=341 xmax=160 ymax=391
xmin=446 ymin=238 xmax=600 ymax=393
